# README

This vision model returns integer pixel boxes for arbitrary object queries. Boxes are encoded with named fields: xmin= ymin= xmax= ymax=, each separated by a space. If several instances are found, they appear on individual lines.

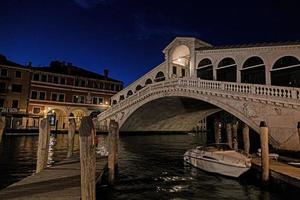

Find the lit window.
xmin=33 ymin=107 xmax=41 ymax=114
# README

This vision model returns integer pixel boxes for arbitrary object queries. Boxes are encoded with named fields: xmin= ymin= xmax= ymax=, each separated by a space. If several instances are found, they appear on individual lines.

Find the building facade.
xmin=27 ymin=61 xmax=123 ymax=129
xmin=0 ymin=55 xmax=31 ymax=128
xmin=0 ymin=56 xmax=123 ymax=130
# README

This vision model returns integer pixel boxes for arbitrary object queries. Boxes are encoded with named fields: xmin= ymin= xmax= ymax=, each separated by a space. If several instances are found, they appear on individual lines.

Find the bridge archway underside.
xmin=98 ymin=78 xmax=300 ymax=151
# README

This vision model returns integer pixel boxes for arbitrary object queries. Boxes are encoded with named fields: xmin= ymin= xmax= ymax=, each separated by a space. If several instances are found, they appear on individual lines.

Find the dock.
xmin=251 ymin=156 xmax=300 ymax=188
xmin=0 ymin=155 xmax=107 ymax=200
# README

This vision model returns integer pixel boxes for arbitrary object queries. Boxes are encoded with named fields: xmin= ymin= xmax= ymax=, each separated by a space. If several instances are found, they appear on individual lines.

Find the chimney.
xmin=104 ymin=69 xmax=109 ymax=79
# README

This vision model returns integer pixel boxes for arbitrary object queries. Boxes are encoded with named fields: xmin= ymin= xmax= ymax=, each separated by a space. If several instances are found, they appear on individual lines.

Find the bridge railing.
xmin=98 ymin=78 xmax=300 ymax=119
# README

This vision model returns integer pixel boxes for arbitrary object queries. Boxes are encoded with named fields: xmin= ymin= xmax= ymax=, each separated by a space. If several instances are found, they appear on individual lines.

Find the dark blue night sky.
xmin=0 ymin=0 xmax=299 ymax=85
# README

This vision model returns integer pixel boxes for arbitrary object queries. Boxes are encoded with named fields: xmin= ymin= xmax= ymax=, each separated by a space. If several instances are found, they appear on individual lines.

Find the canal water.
xmin=0 ymin=134 xmax=299 ymax=199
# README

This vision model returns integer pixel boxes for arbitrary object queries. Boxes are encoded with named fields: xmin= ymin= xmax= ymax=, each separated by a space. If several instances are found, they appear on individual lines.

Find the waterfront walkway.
xmin=0 ymin=155 xmax=107 ymax=200
xmin=251 ymin=156 xmax=300 ymax=188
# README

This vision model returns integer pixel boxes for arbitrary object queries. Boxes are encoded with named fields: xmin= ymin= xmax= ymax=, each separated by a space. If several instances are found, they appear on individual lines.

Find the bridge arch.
xmin=154 ymin=71 xmax=165 ymax=82
xmin=241 ymin=56 xmax=266 ymax=84
xmin=118 ymin=91 xmax=259 ymax=135
xmin=196 ymin=58 xmax=213 ymax=80
xmin=217 ymin=57 xmax=237 ymax=82
xmin=145 ymin=78 xmax=153 ymax=85
xmin=135 ymin=85 xmax=143 ymax=92
xmin=271 ymin=56 xmax=300 ymax=87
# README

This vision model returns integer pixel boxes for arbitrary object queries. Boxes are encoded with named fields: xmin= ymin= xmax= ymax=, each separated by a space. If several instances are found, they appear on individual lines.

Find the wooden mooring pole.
xmin=243 ymin=124 xmax=250 ymax=156
xmin=260 ymin=121 xmax=269 ymax=185
xmin=36 ymin=118 xmax=50 ymax=173
xmin=108 ymin=120 xmax=119 ymax=185
xmin=0 ymin=116 xmax=5 ymax=144
xmin=226 ymin=123 xmax=233 ymax=148
xmin=232 ymin=121 xmax=238 ymax=150
xmin=67 ymin=118 xmax=76 ymax=158
xmin=298 ymin=122 xmax=300 ymax=147
xmin=79 ymin=116 xmax=96 ymax=200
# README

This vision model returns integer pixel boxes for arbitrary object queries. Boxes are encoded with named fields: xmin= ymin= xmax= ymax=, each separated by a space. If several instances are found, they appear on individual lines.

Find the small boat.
xmin=184 ymin=143 xmax=251 ymax=178
xmin=256 ymin=148 xmax=279 ymax=160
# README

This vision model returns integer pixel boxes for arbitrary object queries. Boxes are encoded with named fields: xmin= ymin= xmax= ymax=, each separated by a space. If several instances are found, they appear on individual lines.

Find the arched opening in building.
xmin=197 ymin=58 xmax=213 ymax=80
xmin=271 ymin=56 xmax=300 ymax=87
xmin=145 ymin=78 xmax=153 ymax=85
xmin=217 ymin=57 xmax=237 ymax=82
xmin=112 ymin=100 xmax=117 ymax=105
xmin=135 ymin=85 xmax=143 ymax=91
xmin=47 ymin=109 xmax=66 ymax=129
xmin=241 ymin=56 xmax=266 ymax=84
xmin=154 ymin=71 xmax=165 ymax=82
xmin=119 ymin=95 xmax=125 ymax=101
xmin=171 ymin=45 xmax=190 ymax=78
xmin=127 ymin=90 xmax=133 ymax=97
xmin=69 ymin=109 xmax=86 ymax=128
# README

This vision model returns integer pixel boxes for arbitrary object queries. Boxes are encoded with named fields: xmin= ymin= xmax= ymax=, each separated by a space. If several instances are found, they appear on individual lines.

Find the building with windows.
xmin=27 ymin=61 xmax=123 ymax=129
xmin=0 ymin=55 xmax=31 ymax=128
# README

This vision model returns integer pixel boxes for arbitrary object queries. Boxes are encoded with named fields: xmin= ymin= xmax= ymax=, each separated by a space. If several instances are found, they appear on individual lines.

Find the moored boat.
xmin=184 ymin=143 xmax=251 ymax=177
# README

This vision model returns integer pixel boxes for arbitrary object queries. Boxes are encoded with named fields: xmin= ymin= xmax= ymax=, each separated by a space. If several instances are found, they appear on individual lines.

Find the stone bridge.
xmin=97 ymin=37 xmax=300 ymax=151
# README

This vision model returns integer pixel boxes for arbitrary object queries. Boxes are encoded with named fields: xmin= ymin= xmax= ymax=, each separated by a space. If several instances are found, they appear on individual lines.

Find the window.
xmin=100 ymin=82 xmax=103 ymax=89
xmin=173 ymin=66 xmax=177 ymax=75
xmin=75 ymin=79 xmax=86 ymax=87
xmin=0 ymin=99 xmax=4 ymax=107
xmin=1 ymin=68 xmax=7 ymax=77
xmin=0 ymin=82 xmax=6 ymax=93
xmin=33 ymin=107 xmax=41 ymax=114
xmin=58 ymin=94 xmax=65 ymax=102
xmin=31 ymin=91 xmax=37 ymax=99
xmin=39 ymin=92 xmax=45 ymax=100
xmin=92 ymin=97 xmax=103 ymax=104
xmin=60 ymin=77 xmax=65 ymax=85
xmin=53 ymin=76 xmax=59 ymax=84
xmin=33 ymin=73 xmax=39 ymax=81
xmin=110 ymin=84 xmax=115 ymax=91
xmin=12 ymin=100 xmax=18 ymax=108
xmin=73 ymin=95 xmax=85 ymax=103
xmin=12 ymin=84 xmax=22 ymax=93
xmin=182 ymin=68 xmax=186 ymax=77
xmin=15 ymin=71 xmax=22 ymax=78
xmin=51 ymin=93 xmax=57 ymax=101
xmin=41 ymin=74 xmax=47 ymax=82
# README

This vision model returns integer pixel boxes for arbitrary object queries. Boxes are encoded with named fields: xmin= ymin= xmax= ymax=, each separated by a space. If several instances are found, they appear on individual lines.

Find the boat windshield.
xmin=201 ymin=144 xmax=233 ymax=152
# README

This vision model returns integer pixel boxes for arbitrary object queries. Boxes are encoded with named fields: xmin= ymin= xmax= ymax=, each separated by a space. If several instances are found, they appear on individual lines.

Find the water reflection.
xmin=0 ymin=134 xmax=299 ymax=200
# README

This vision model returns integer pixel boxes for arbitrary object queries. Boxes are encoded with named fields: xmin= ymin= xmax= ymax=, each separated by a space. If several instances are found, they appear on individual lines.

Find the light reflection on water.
xmin=0 ymin=134 xmax=299 ymax=200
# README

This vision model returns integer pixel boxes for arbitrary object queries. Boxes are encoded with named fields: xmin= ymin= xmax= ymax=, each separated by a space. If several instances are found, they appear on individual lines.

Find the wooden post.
xmin=0 ymin=116 xmax=5 ymax=144
xmin=226 ymin=123 xmax=232 ymax=148
xmin=214 ymin=122 xmax=221 ymax=143
xmin=36 ymin=118 xmax=50 ymax=173
xmin=232 ymin=121 xmax=238 ymax=150
xmin=298 ymin=122 xmax=300 ymax=147
xmin=108 ymin=120 xmax=118 ymax=185
xmin=260 ymin=121 xmax=269 ymax=185
xmin=79 ymin=116 xmax=96 ymax=200
xmin=67 ymin=118 xmax=76 ymax=158
xmin=243 ymin=124 xmax=250 ymax=156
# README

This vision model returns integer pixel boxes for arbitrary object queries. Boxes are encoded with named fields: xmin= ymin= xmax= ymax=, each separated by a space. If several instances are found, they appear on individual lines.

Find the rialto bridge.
xmin=97 ymin=37 xmax=300 ymax=151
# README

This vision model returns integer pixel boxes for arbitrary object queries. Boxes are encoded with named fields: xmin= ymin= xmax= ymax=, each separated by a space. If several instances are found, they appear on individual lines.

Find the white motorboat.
xmin=184 ymin=144 xmax=251 ymax=178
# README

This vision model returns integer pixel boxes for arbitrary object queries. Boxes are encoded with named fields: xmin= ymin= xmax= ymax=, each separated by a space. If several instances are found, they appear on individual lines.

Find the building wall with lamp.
xmin=27 ymin=61 xmax=123 ymax=129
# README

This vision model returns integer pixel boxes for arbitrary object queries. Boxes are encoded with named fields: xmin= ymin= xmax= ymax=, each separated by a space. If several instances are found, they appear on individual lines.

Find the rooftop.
xmin=196 ymin=41 xmax=300 ymax=51
xmin=0 ymin=54 xmax=25 ymax=68
xmin=33 ymin=61 xmax=122 ymax=83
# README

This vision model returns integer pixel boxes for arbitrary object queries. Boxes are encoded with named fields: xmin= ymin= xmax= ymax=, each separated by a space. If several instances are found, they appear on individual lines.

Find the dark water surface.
xmin=0 ymin=134 xmax=299 ymax=199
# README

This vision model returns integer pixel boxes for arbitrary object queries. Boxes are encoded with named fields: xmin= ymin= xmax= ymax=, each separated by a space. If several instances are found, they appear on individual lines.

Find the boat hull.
xmin=184 ymin=150 xmax=250 ymax=178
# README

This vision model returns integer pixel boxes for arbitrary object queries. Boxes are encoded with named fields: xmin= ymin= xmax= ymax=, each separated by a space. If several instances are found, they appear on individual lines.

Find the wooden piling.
xmin=214 ymin=122 xmax=221 ymax=143
xmin=232 ymin=121 xmax=238 ymax=150
xmin=0 ymin=116 xmax=5 ymax=144
xmin=226 ymin=123 xmax=232 ymax=148
xmin=260 ymin=121 xmax=269 ymax=185
xmin=242 ymin=124 xmax=250 ymax=156
xmin=298 ymin=122 xmax=300 ymax=147
xmin=108 ymin=119 xmax=119 ymax=185
xmin=36 ymin=118 xmax=50 ymax=173
xmin=79 ymin=116 xmax=96 ymax=200
xmin=67 ymin=118 xmax=76 ymax=158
